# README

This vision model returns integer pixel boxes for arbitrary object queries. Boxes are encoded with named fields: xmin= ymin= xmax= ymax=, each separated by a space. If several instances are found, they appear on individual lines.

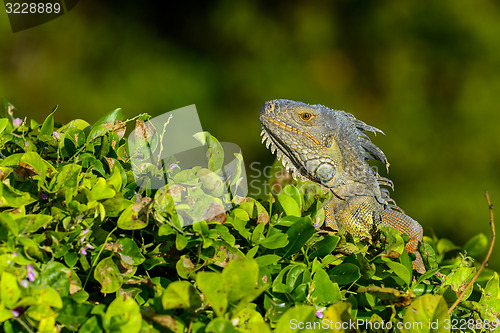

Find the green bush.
xmin=0 ymin=103 xmax=498 ymax=332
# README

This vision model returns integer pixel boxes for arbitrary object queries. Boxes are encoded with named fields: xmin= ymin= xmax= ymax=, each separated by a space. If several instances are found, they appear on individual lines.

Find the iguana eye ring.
xmin=299 ymin=112 xmax=313 ymax=121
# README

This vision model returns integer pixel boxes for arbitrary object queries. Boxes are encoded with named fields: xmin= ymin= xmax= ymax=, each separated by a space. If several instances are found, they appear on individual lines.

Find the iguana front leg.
xmin=324 ymin=196 xmax=425 ymax=274
xmin=379 ymin=209 xmax=425 ymax=274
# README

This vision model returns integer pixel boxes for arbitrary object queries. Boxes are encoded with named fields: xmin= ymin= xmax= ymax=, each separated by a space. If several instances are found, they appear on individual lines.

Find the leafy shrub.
xmin=0 ymin=103 xmax=498 ymax=332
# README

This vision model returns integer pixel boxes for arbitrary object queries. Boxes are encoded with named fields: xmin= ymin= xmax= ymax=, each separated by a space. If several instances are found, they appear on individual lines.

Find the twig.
xmin=448 ymin=190 xmax=496 ymax=315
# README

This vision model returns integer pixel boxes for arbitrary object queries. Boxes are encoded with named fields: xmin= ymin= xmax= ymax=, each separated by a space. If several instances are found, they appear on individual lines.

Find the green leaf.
xmin=90 ymin=178 xmax=116 ymax=201
xmin=477 ymin=272 xmax=500 ymax=321
xmin=96 ymin=108 xmax=123 ymax=125
xmin=382 ymin=258 xmax=412 ymax=287
xmin=260 ymin=230 xmax=289 ymax=249
xmin=402 ymin=295 xmax=449 ymax=333
xmin=440 ymin=267 xmax=476 ymax=301
xmin=86 ymin=124 xmax=108 ymax=144
xmin=0 ymin=212 xmax=19 ymax=235
xmin=79 ymin=316 xmax=103 ymax=332
xmin=197 ymin=258 xmax=263 ymax=318
xmin=328 ymin=263 xmax=361 ymax=285
xmin=176 ymin=255 xmax=197 ymax=279
xmin=281 ymin=185 xmax=302 ymax=209
xmin=232 ymin=208 xmax=250 ymax=221
xmin=40 ymin=109 xmax=56 ymax=137
xmin=176 ymin=233 xmax=188 ymax=251
xmin=0 ymin=304 xmax=13 ymax=322
xmin=0 ymin=183 xmax=36 ymax=207
xmin=275 ymin=305 xmax=319 ymax=333
xmin=0 ymin=118 xmax=10 ymax=133
xmin=116 ymin=238 xmax=145 ymax=265
xmin=380 ymin=226 xmax=405 ymax=255
xmin=117 ymin=204 xmax=148 ymax=230
xmin=255 ymin=255 xmax=281 ymax=267
xmin=279 ymin=216 xmax=316 ymax=258
xmin=58 ymin=118 xmax=91 ymax=133
xmin=223 ymin=258 xmax=260 ymax=304
xmin=463 ymin=233 xmax=488 ymax=258
xmin=285 ymin=264 xmax=306 ymax=292
xmin=33 ymin=286 xmax=63 ymax=308
xmin=106 ymin=164 xmax=123 ymax=191
xmin=251 ymin=222 xmax=265 ymax=244
xmin=205 ymin=318 xmax=239 ymax=333
xmin=193 ymin=132 xmax=225 ymax=172
xmin=322 ymin=302 xmax=355 ymax=330
xmin=1 ymin=271 xmax=21 ymax=308
xmin=16 ymin=214 xmax=53 ymax=233
xmin=309 ymin=235 xmax=340 ymax=259
xmin=272 ymin=266 xmax=294 ymax=293
xmin=94 ymin=257 xmax=122 ymax=293
xmin=161 ymin=281 xmax=201 ymax=309
xmin=196 ymin=271 xmax=228 ymax=317
xmin=39 ymin=261 xmax=71 ymax=297
xmin=436 ymin=238 xmax=460 ymax=255
xmin=215 ymin=224 xmax=236 ymax=246
xmin=276 ymin=190 xmax=301 ymax=217
xmin=56 ymin=297 xmax=93 ymax=330
xmin=20 ymin=151 xmax=55 ymax=177
xmin=105 ymin=295 xmax=141 ymax=333
xmin=64 ymin=252 xmax=78 ymax=267
xmin=229 ymin=216 xmax=251 ymax=239
xmin=312 ymin=269 xmax=342 ymax=304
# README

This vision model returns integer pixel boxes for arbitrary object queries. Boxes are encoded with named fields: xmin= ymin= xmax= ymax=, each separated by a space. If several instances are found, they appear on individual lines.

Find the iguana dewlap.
xmin=259 ymin=99 xmax=425 ymax=273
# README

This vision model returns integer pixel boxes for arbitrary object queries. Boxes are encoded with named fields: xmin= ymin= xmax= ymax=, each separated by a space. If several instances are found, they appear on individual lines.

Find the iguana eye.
xmin=299 ymin=112 xmax=313 ymax=121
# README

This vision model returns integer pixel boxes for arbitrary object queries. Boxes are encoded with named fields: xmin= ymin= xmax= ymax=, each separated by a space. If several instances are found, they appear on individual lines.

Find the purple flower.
xmin=79 ymin=229 xmax=91 ymax=243
xmin=40 ymin=193 xmax=48 ymax=200
xmin=313 ymin=223 xmax=320 ymax=228
xmin=27 ymin=264 xmax=36 ymax=282
xmin=315 ymin=307 xmax=326 ymax=318
xmin=168 ymin=163 xmax=180 ymax=171
xmin=80 ymin=243 xmax=95 ymax=256
xmin=13 ymin=118 xmax=22 ymax=127
xmin=12 ymin=252 xmax=18 ymax=257
xmin=53 ymin=131 xmax=60 ymax=139
xmin=20 ymin=279 xmax=28 ymax=288
xmin=11 ymin=307 xmax=23 ymax=318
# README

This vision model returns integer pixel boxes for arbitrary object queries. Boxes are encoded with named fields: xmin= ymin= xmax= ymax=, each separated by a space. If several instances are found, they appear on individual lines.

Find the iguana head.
xmin=260 ymin=99 xmax=389 ymax=198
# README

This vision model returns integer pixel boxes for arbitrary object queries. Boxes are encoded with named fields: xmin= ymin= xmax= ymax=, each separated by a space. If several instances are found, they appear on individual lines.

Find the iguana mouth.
xmin=260 ymin=125 xmax=301 ymax=174
xmin=260 ymin=121 xmax=320 ymax=182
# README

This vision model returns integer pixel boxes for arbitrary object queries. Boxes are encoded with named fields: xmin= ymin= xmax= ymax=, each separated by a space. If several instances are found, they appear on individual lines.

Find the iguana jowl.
xmin=259 ymin=99 xmax=425 ymax=273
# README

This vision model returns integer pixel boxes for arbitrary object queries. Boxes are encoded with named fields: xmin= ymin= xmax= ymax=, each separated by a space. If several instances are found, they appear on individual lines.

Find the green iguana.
xmin=259 ymin=99 xmax=425 ymax=273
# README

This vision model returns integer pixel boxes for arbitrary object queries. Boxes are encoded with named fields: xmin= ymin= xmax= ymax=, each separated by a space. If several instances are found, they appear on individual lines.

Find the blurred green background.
xmin=1 ymin=1 xmax=499 ymax=269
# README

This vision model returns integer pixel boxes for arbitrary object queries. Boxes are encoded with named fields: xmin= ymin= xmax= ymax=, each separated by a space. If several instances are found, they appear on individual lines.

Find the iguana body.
xmin=259 ymin=99 xmax=425 ymax=273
